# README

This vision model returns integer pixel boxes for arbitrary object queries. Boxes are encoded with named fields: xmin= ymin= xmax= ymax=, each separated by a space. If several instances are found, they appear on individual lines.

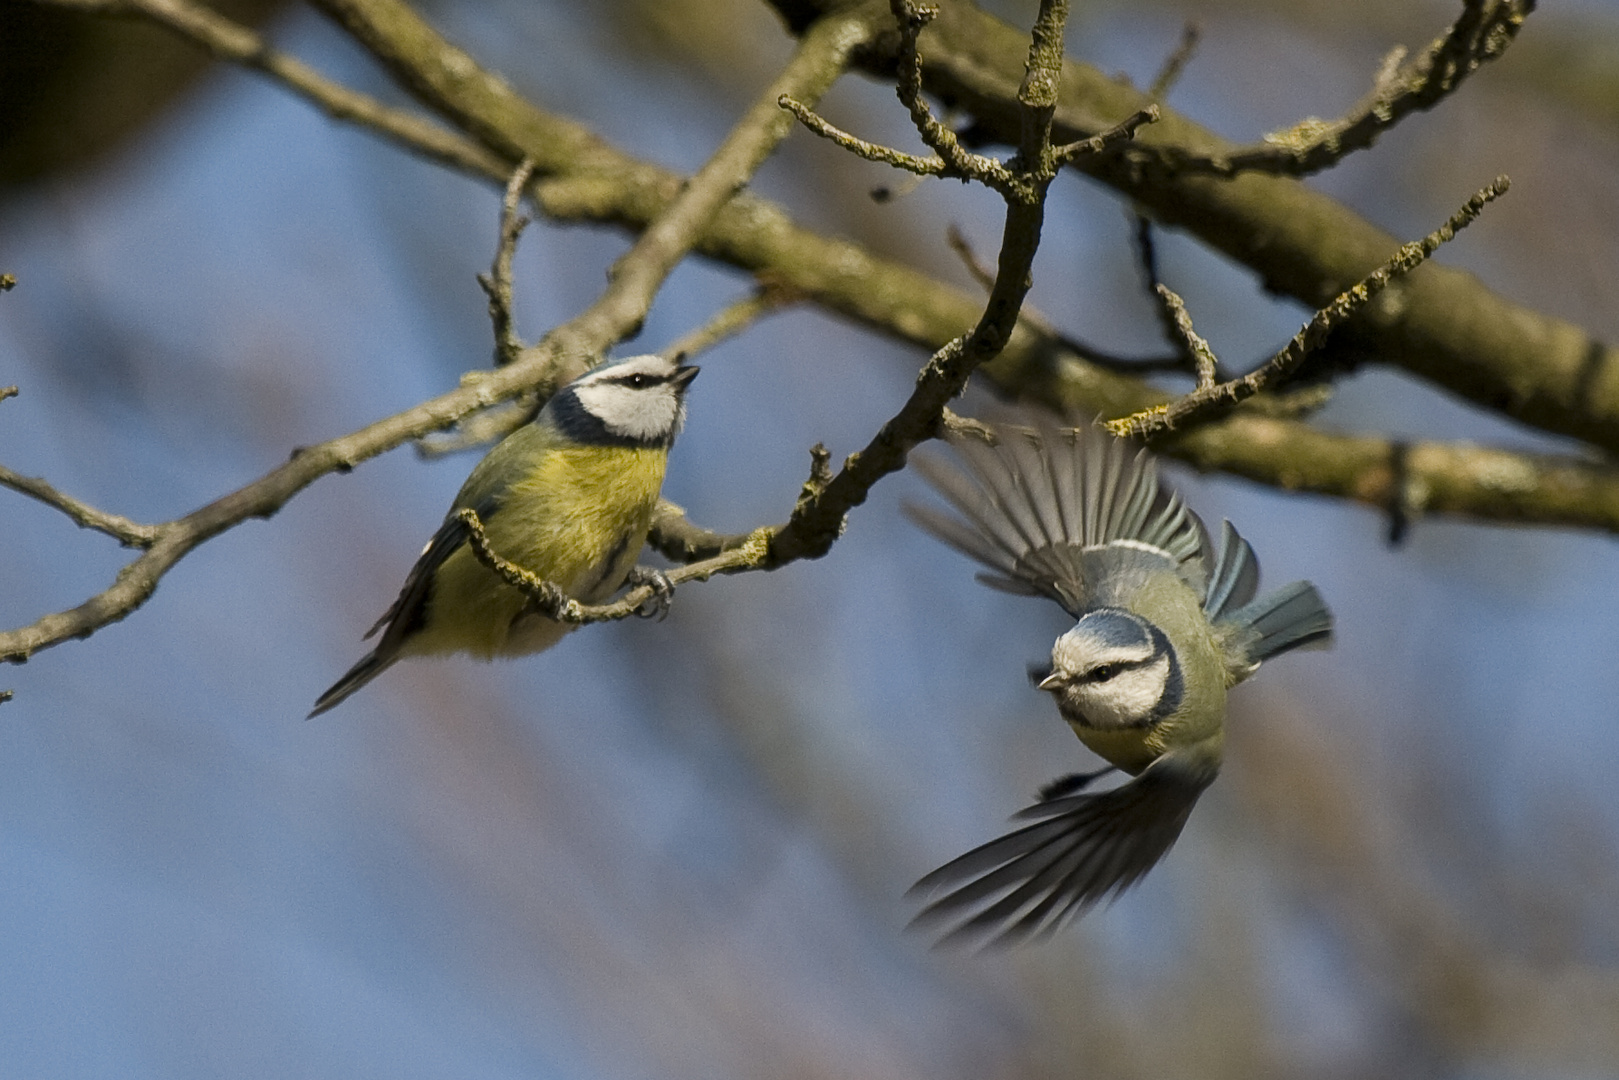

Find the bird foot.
xmin=625 ymin=565 xmax=675 ymax=620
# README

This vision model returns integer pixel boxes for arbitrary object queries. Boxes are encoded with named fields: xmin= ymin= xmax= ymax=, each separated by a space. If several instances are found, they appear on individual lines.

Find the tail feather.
xmin=1225 ymin=580 xmax=1333 ymax=665
xmin=1203 ymin=520 xmax=1260 ymax=622
xmin=308 ymin=649 xmax=398 ymax=718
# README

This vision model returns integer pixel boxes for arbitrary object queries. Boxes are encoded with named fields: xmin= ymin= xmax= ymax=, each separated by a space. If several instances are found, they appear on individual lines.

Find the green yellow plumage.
xmin=310 ymin=353 xmax=698 ymax=716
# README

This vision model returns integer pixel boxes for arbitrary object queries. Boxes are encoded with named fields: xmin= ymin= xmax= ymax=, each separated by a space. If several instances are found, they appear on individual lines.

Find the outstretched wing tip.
xmin=906 ymin=752 xmax=1217 ymax=945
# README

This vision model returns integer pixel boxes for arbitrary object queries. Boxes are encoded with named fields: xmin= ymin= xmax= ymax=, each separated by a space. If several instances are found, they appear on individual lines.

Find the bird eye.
xmin=1088 ymin=663 xmax=1119 ymax=682
xmin=626 ymin=374 xmax=649 ymax=389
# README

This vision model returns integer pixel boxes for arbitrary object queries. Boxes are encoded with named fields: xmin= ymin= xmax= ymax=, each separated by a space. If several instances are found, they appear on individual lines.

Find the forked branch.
xmin=1128 ymin=0 xmax=1534 ymax=179
xmin=1105 ymin=177 xmax=1510 ymax=440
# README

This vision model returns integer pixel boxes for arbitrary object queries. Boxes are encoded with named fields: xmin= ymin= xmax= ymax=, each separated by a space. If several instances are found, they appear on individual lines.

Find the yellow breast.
xmin=407 ymin=444 xmax=669 ymax=659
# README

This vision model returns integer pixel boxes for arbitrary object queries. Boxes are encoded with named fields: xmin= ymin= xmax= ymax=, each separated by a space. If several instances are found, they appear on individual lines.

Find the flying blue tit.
xmin=310 ymin=353 xmax=698 ymax=717
xmin=905 ymin=416 xmax=1331 ymax=943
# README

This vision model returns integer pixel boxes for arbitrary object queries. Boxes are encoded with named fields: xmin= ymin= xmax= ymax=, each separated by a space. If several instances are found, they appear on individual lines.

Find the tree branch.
xmin=1106 ymin=177 xmax=1509 ymax=439
xmin=29 ymin=0 xmax=508 ymax=178
xmin=148 ymin=0 xmax=1616 ymax=486
xmin=766 ymin=0 xmax=1085 ymax=564
xmin=766 ymin=0 xmax=1619 ymax=457
xmin=1138 ymin=1 xmax=1533 ymax=179
xmin=0 ymin=6 xmax=874 ymax=663
xmin=12 ymin=0 xmax=1619 ymax=673
xmin=646 ymin=501 xmax=758 ymax=565
xmin=36 ymin=0 xmax=1619 ymax=494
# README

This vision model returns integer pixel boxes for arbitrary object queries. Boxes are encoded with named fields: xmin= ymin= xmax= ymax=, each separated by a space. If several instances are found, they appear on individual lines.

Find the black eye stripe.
xmin=607 ymin=372 xmax=670 ymax=388
xmin=1079 ymin=655 xmax=1156 ymax=683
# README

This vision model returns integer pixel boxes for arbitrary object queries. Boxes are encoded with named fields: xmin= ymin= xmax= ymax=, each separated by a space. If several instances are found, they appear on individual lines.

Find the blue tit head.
xmin=547 ymin=353 xmax=699 ymax=449
xmin=1039 ymin=608 xmax=1183 ymax=730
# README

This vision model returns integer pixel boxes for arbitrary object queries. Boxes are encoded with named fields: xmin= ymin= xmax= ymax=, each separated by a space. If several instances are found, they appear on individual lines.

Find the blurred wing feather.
xmin=908 ymin=748 xmax=1218 ymax=946
xmin=907 ymin=417 xmax=1209 ymax=616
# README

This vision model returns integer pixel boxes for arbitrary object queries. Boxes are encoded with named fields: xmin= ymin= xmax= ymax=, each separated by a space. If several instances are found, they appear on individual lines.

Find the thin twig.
xmin=945 ymin=225 xmax=996 ymax=292
xmin=1050 ymin=106 xmax=1158 ymax=167
xmin=1125 ymin=0 xmax=1533 ymax=179
xmin=478 ymin=157 xmax=536 ymax=367
xmin=0 ymin=386 xmax=17 ymax=404
xmin=661 ymin=284 xmax=800 ymax=361
xmin=1106 ymin=177 xmax=1510 ymax=439
xmin=891 ymin=1 xmax=1015 ymax=192
xmin=1130 ymin=213 xmax=1212 ymax=380
xmin=777 ymin=96 xmax=949 ymax=178
xmin=454 ymin=508 xmax=578 ymax=619
xmin=0 ymin=465 xmax=161 ymax=547
xmin=1147 ymin=22 xmax=1201 ymax=101
xmin=781 ymin=2 xmax=1028 ymax=196
xmin=1154 ymin=284 xmax=1218 ymax=389
xmin=783 ymin=1 xmax=1143 ymax=205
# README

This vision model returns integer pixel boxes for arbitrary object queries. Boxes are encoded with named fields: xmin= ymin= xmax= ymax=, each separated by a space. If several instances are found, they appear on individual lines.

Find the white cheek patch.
xmin=1071 ymin=654 xmax=1170 ymax=728
xmin=574 ymin=383 xmax=682 ymax=442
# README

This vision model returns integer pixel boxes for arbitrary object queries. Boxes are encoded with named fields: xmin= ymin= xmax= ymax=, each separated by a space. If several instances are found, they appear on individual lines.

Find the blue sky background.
xmin=4 ymin=1 xmax=1619 ymax=1077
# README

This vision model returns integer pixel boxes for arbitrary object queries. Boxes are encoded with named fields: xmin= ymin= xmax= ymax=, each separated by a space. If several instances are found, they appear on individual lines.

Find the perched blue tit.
xmin=905 ymin=417 xmax=1331 ymax=943
xmin=309 ymin=353 xmax=698 ymax=717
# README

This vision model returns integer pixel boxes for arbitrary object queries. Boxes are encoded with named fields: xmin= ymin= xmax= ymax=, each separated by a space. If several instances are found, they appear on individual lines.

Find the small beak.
xmin=1037 ymin=671 xmax=1063 ymax=692
xmin=673 ymin=364 xmax=700 ymax=387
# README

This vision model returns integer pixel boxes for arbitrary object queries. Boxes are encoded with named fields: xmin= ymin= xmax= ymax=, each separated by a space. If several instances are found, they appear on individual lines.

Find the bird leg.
xmin=1036 ymin=767 xmax=1118 ymax=802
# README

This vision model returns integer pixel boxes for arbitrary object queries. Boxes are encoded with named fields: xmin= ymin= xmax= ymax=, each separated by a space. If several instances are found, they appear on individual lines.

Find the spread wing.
xmin=907 ymin=747 xmax=1218 ymax=946
xmin=906 ymin=417 xmax=1209 ymax=617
